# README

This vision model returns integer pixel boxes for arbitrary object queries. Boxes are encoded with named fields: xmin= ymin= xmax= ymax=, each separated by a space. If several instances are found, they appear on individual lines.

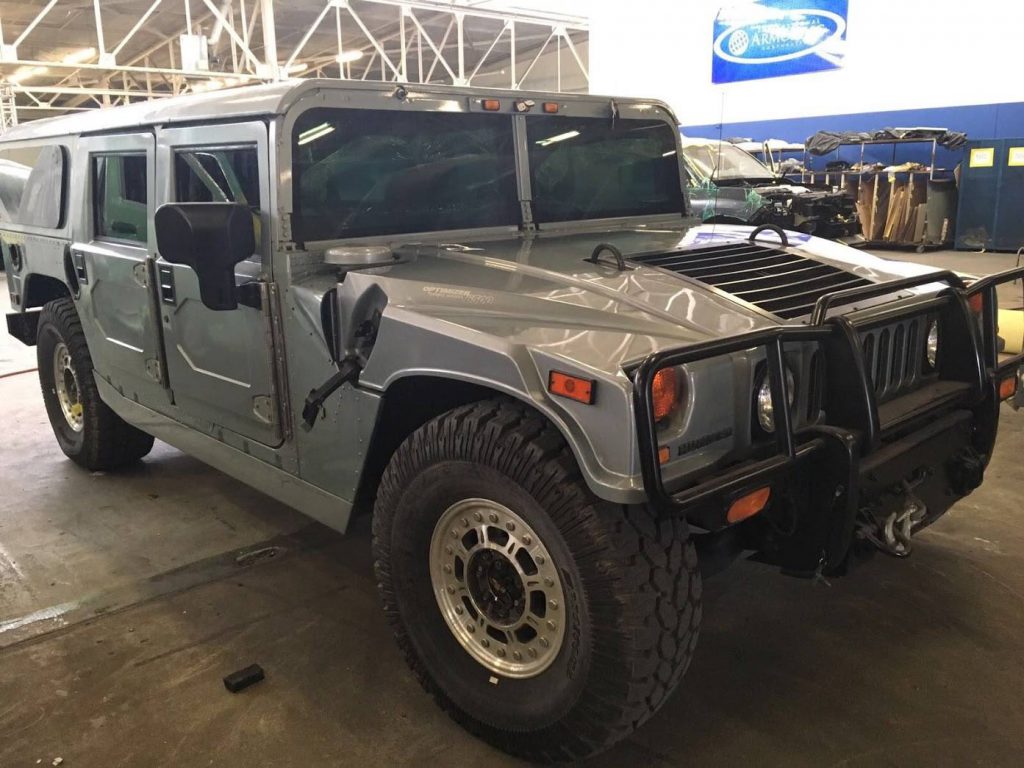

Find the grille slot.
xmin=859 ymin=316 xmax=928 ymax=401
xmin=629 ymin=242 xmax=874 ymax=320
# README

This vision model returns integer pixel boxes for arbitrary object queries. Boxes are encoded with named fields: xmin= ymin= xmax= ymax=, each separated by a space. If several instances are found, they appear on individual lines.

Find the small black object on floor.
xmin=223 ymin=664 xmax=265 ymax=693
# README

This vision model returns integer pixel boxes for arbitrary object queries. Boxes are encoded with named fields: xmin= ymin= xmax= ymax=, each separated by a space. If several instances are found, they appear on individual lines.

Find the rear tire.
xmin=373 ymin=399 xmax=702 ymax=762
xmin=37 ymin=297 xmax=154 ymax=470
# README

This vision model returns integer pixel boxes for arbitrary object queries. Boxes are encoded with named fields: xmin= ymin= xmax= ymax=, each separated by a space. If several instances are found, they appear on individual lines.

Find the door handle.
xmin=157 ymin=264 xmax=176 ymax=305
xmin=70 ymin=250 xmax=88 ymax=284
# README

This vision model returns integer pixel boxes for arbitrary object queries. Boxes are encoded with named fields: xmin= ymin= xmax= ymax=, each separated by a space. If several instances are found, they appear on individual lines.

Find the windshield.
xmin=290 ymin=107 xmax=684 ymax=242
xmin=681 ymin=141 xmax=775 ymax=183
xmin=527 ymin=116 xmax=683 ymax=222
xmin=292 ymin=108 xmax=519 ymax=242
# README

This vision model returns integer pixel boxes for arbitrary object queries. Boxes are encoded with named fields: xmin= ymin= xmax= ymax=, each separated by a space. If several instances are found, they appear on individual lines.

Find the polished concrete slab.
xmin=1 ymin=258 xmax=1023 ymax=767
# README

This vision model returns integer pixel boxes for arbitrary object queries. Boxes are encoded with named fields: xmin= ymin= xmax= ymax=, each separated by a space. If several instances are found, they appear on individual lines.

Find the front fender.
xmin=358 ymin=304 xmax=645 ymax=504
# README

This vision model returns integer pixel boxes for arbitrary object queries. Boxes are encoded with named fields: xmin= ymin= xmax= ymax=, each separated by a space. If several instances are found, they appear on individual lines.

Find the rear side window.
xmin=292 ymin=107 xmax=518 ymax=242
xmin=174 ymin=146 xmax=261 ymax=208
xmin=0 ymin=143 xmax=69 ymax=228
xmin=92 ymin=154 xmax=148 ymax=244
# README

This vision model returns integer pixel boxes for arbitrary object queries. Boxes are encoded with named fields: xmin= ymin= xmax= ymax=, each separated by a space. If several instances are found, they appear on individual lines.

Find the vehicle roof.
xmin=0 ymin=79 xmax=677 ymax=143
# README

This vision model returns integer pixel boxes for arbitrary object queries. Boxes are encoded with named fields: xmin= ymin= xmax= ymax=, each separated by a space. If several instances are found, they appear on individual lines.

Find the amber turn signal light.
xmin=658 ymin=446 xmax=671 ymax=465
xmin=542 ymin=101 xmax=559 ymax=113
xmin=727 ymin=487 xmax=771 ymax=524
xmin=998 ymin=374 xmax=1018 ymax=401
xmin=651 ymin=367 xmax=679 ymax=422
xmin=482 ymin=99 xmax=501 ymax=111
xmin=548 ymin=371 xmax=595 ymax=404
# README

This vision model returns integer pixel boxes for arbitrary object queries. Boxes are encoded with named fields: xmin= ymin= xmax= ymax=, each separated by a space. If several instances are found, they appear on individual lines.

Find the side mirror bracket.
xmin=154 ymin=202 xmax=257 ymax=311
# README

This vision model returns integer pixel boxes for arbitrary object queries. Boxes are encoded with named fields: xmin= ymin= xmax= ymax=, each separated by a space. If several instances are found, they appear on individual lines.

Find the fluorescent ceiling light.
xmin=61 ymin=47 xmax=96 ymax=65
xmin=8 ymin=65 xmax=48 ymax=84
xmin=285 ymin=62 xmax=308 ymax=74
xmin=536 ymin=130 xmax=579 ymax=147
xmin=298 ymin=122 xmax=335 ymax=145
xmin=662 ymin=150 xmax=676 ymax=157
xmin=336 ymin=50 xmax=364 ymax=64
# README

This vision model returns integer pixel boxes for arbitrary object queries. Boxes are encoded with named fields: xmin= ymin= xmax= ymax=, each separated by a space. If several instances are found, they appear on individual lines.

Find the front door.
xmin=154 ymin=121 xmax=281 ymax=446
xmin=72 ymin=133 xmax=165 ymax=403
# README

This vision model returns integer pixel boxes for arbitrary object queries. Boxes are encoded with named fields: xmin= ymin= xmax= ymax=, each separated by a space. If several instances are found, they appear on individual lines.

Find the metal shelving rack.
xmin=799 ymin=137 xmax=957 ymax=250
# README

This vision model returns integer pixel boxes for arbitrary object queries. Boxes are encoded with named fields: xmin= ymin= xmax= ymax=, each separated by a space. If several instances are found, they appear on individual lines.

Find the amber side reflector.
xmin=548 ymin=371 xmax=595 ymax=404
xmin=542 ymin=101 xmax=559 ymax=113
xmin=968 ymin=293 xmax=984 ymax=314
xmin=998 ymin=374 xmax=1018 ymax=401
xmin=651 ymin=367 xmax=679 ymax=422
xmin=727 ymin=487 xmax=771 ymax=524
xmin=482 ymin=99 xmax=501 ymax=111
xmin=658 ymin=446 xmax=671 ymax=465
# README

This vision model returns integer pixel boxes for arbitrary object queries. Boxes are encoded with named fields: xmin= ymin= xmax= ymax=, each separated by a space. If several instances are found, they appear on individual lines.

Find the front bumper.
xmin=633 ymin=267 xmax=1024 ymax=574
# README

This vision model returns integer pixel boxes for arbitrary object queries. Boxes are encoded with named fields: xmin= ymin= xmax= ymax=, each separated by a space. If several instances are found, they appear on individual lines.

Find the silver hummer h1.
xmin=2 ymin=80 xmax=1022 ymax=762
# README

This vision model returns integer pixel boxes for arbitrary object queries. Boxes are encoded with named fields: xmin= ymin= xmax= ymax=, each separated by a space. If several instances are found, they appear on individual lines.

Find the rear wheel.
xmin=37 ymin=297 xmax=154 ymax=470
xmin=373 ymin=399 xmax=702 ymax=762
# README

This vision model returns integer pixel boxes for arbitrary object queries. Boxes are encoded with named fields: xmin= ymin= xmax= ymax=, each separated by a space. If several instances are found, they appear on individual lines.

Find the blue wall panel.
xmin=681 ymin=101 xmax=1024 ymax=171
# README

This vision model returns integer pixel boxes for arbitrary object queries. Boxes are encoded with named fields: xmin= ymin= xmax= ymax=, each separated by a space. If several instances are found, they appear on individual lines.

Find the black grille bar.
xmin=860 ymin=315 xmax=929 ymax=402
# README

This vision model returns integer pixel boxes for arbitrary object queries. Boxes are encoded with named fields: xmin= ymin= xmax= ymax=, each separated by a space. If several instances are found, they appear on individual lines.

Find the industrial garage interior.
xmin=1 ymin=1 xmax=1023 ymax=766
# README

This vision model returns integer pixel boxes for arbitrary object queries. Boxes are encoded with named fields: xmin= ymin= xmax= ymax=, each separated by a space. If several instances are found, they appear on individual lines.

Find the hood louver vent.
xmin=629 ymin=242 xmax=873 ymax=320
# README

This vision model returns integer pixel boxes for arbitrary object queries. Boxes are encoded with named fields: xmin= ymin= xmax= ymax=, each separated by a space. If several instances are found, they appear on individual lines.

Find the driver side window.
xmin=173 ymin=145 xmax=262 ymax=261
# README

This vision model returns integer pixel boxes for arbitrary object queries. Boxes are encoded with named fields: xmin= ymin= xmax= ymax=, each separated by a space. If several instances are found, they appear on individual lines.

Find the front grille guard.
xmin=632 ymin=268 xmax=1024 ymax=517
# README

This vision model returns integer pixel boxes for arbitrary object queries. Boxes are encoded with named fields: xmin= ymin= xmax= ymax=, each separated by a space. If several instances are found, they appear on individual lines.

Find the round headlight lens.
xmin=757 ymin=368 xmax=795 ymax=433
xmin=926 ymin=321 xmax=939 ymax=368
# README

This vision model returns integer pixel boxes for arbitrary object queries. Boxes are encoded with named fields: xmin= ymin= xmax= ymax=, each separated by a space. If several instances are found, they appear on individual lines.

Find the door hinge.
xmin=145 ymin=358 xmax=163 ymax=383
xmin=132 ymin=262 xmax=149 ymax=288
xmin=252 ymin=395 xmax=276 ymax=424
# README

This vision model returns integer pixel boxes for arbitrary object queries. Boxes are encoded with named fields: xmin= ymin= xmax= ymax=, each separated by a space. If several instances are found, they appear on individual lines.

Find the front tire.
xmin=373 ymin=399 xmax=701 ymax=762
xmin=37 ymin=297 xmax=154 ymax=470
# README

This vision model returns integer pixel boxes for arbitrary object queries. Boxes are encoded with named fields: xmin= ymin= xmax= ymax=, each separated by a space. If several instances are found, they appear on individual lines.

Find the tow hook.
xmin=856 ymin=480 xmax=927 ymax=558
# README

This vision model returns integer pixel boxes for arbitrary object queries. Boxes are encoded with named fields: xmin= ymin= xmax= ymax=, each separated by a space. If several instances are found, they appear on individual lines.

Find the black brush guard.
xmin=633 ymin=267 xmax=1024 ymax=573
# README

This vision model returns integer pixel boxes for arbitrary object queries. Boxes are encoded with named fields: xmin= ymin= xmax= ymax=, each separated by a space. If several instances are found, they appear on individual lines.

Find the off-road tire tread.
xmin=373 ymin=398 xmax=701 ymax=762
xmin=38 ymin=298 xmax=154 ymax=470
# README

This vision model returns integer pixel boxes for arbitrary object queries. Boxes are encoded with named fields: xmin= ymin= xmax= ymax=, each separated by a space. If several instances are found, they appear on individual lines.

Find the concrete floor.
xmin=1 ymin=253 xmax=1023 ymax=767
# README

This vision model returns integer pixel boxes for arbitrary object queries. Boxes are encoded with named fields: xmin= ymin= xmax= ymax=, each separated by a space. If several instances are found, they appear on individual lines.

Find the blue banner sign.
xmin=712 ymin=0 xmax=848 ymax=84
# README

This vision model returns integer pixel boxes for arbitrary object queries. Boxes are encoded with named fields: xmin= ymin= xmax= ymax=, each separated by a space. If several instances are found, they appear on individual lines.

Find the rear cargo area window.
xmin=526 ymin=116 xmax=683 ymax=223
xmin=92 ymin=154 xmax=148 ymax=244
xmin=0 ymin=143 xmax=69 ymax=229
xmin=292 ymin=108 xmax=518 ymax=242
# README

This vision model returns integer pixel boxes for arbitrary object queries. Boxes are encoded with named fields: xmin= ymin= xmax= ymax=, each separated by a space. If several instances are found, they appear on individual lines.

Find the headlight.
xmin=756 ymin=368 xmax=795 ymax=433
xmin=926 ymin=321 xmax=939 ymax=368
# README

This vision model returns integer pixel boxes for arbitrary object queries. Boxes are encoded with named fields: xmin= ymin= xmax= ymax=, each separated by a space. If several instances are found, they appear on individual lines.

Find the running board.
xmin=95 ymin=376 xmax=353 ymax=534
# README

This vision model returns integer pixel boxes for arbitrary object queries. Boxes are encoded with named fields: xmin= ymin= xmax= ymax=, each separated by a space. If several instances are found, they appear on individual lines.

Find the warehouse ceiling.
xmin=0 ymin=0 xmax=588 ymax=124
